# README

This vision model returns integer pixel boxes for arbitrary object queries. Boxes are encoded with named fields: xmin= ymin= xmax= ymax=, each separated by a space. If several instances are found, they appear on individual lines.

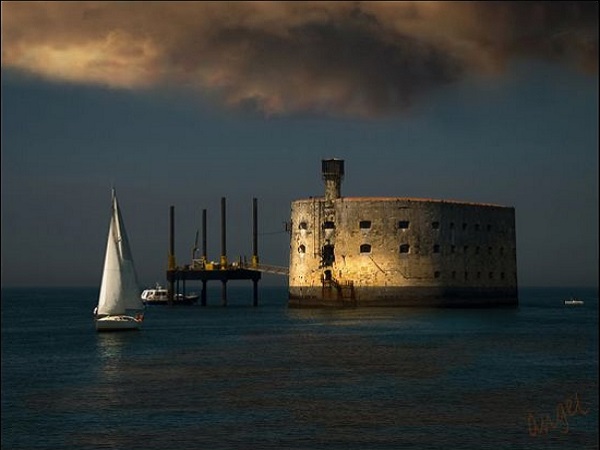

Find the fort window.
xmin=399 ymin=244 xmax=410 ymax=253
xmin=500 ymin=272 xmax=505 ymax=280
xmin=299 ymin=221 xmax=308 ymax=230
xmin=475 ymin=224 xmax=480 ymax=231
xmin=450 ymin=222 xmax=455 ymax=229
xmin=432 ymin=221 xmax=440 ymax=229
xmin=452 ymin=271 xmax=456 ymax=279
xmin=500 ymin=247 xmax=505 ymax=255
xmin=323 ymin=221 xmax=335 ymax=230
xmin=477 ymin=272 xmax=481 ymax=279
xmin=463 ymin=245 xmax=469 ymax=253
xmin=487 ymin=224 xmax=492 ymax=231
xmin=398 ymin=220 xmax=410 ymax=229
xmin=489 ymin=272 xmax=494 ymax=279
xmin=451 ymin=245 xmax=456 ymax=253
xmin=434 ymin=271 xmax=441 ymax=278
xmin=360 ymin=244 xmax=372 ymax=254
xmin=433 ymin=244 xmax=440 ymax=253
xmin=488 ymin=247 xmax=493 ymax=254
xmin=475 ymin=246 xmax=480 ymax=255
xmin=462 ymin=223 xmax=468 ymax=230
xmin=298 ymin=245 xmax=306 ymax=254
xmin=359 ymin=220 xmax=372 ymax=229
xmin=464 ymin=272 xmax=469 ymax=280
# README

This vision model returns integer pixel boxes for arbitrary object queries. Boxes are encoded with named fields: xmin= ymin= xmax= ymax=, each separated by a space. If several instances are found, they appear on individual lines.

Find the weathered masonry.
xmin=288 ymin=159 xmax=518 ymax=307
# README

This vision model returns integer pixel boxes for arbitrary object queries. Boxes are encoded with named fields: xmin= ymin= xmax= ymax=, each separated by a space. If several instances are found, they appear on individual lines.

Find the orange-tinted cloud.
xmin=2 ymin=1 xmax=597 ymax=117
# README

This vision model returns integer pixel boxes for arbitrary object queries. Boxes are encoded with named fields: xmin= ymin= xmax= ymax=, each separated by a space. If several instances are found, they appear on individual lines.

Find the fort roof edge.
xmin=294 ymin=196 xmax=513 ymax=209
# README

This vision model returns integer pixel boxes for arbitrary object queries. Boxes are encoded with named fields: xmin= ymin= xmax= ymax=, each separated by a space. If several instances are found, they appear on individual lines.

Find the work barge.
xmin=166 ymin=197 xmax=287 ymax=306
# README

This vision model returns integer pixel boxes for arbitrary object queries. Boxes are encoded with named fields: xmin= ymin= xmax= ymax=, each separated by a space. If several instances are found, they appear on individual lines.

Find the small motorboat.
xmin=564 ymin=297 xmax=584 ymax=306
xmin=141 ymin=283 xmax=199 ymax=305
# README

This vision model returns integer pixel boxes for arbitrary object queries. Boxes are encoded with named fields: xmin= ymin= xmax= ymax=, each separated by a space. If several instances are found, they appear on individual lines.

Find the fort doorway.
xmin=322 ymin=244 xmax=335 ymax=266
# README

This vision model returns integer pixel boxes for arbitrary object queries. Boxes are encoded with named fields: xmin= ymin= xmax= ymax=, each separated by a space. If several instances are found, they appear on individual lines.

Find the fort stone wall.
xmin=288 ymin=160 xmax=518 ymax=307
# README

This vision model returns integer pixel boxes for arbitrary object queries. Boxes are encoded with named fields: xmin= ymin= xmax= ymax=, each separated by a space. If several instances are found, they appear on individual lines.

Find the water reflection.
xmin=287 ymin=305 xmax=428 ymax=325
xmin=95 ymin=332 xmax=143 ymax=390
xmin=288 ymin=304 xmax=523 ymax=337
xmin=96 ymin=331 xmax=131 ymax=358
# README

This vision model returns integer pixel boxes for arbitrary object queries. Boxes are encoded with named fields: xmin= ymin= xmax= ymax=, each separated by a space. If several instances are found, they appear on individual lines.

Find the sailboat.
xmin=94 ymin=189 xmax=145 ymax=331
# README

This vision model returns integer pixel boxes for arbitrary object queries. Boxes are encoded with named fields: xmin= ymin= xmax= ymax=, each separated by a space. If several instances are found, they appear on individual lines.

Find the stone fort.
xmin=288 ymin=159 xmax=518 ymax=307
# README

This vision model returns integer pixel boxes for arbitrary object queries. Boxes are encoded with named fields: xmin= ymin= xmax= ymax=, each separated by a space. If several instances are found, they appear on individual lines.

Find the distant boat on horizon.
xmin=564 ymin=297 xmax=584 ymax=306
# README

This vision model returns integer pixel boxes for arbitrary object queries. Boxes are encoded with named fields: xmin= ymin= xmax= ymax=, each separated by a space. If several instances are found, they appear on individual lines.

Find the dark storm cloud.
xmin=2 ymin=1 xmax=597 ymax=117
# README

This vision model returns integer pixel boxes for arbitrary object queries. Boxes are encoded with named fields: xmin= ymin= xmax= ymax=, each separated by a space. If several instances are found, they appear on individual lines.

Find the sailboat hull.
xmin=95 ymin=315 xmax=142 ymax=331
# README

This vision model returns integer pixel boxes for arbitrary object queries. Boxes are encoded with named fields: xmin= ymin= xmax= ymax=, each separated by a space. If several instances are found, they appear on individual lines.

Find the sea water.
xmin=1 ymin=286 xmax=598 ymax=450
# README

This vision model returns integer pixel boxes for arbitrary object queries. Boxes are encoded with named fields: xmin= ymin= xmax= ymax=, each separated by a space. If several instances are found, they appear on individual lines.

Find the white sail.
xmin=96 ymin=190 xmax=144 ymax=317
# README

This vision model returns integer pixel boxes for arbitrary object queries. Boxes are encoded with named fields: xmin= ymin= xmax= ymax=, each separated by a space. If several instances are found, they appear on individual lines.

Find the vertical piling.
xmin=201 ymin=280 xmax=207 ymax=307
xmin=221 ymin=197 xmax=228 ymax=306
xmin=252 ymin=197 xmax=259 ymax=267
xmin=202 ymin=208 xmax=207 ymax=262
xmin=220 ymin=197 xmax=227 ymax=268
xmin=253 ymin=280 xmax=258 ymax=307
xmin=252 ymin=197 xmax=259 ymax=306
xmin=221 ymin=280 xmax=228 ymax=307
xmin=168 ymin=205 xmax=175 ymax=306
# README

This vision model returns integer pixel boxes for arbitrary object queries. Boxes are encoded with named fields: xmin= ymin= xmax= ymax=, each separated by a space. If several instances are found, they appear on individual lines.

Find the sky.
xmin=1 ymin=1 xmax=598 ymax=289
